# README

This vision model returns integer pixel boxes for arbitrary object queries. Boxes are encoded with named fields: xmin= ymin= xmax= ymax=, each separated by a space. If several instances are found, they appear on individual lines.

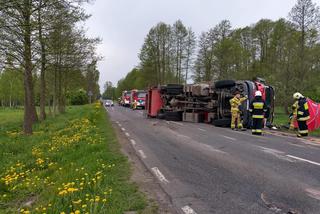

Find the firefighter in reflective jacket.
xmin=289 ymin=100 xmax=298 ymax=130
xmin=230 ymin=92 xmax=247 ymax=130
xmin=293 ymin=92 xmax=310 ymax=137
xmin=249 ymin=91 xmax=267 ymax=135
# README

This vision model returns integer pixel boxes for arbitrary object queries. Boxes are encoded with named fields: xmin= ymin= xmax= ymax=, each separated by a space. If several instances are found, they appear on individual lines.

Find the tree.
xmin=184 ymin=28 xmax=196 ymax=83
xmin=0 ymin=66 xmax=23 ymax=107
xmin=102 ymin=81 xmax=116 ymax=100
xmin=289 ymin=0 xmax=320 ymax=90
xmin=172 ymin=20 xmax=188 ymax=83
xmin=139 ymin=21 xmax=195 ymax=85
xmin=0 ymin=0 xmax=39 ymax=134
xmin=0 ymin=0 xmax=100 ymax=134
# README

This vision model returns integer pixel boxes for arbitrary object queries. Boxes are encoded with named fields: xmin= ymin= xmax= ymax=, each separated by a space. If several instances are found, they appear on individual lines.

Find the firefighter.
xmin=230 ymin=92 xmax=247 ymax=130
xmin=293 ymin=92 xmax=310 ymax=137
xmin=289 ymin=100 xmax=298 ymax=130
xmin=249 ymin=91 xmax=267 ymax=135
xmin=132 ymin=100 xmax=138 ymax=110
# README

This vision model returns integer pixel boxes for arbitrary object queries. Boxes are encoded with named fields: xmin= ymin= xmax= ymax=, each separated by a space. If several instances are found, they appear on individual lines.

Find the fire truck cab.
xmin=131 ymin=90 xmax=147 ymax=109
xmin=121 ymin=90 xmax=131 ymax=107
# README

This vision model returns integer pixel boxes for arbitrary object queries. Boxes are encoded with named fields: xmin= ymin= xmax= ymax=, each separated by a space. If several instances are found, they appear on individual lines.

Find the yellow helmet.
xmin=293 ymin=92 xmax=303 ymax=100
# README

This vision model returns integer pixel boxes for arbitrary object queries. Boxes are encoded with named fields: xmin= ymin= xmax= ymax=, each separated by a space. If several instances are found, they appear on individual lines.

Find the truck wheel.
xmin=212 ymin=118 xmax=231 ymax=127
xmin=166 ymin=84 xmax=184 ymax=95
xmin=165 ymin=111 xmax=182 ymax=121
xmin=157 ymin=112 xmax=165 ymax=119
xmin=214 ymin=80 xmax=236 ymax=89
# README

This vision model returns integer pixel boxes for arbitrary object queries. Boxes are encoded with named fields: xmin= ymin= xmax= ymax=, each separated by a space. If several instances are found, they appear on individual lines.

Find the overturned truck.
xmin=146 ymin=79 xmax=275 ymax=128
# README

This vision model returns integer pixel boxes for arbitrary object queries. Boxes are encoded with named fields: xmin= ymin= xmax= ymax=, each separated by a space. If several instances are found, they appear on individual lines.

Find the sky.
xmin=83 ymin=0 xmax=304 ymax=90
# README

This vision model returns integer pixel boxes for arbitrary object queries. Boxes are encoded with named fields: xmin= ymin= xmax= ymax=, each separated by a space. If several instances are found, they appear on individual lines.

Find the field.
xmin=0 ymin=104 xmax=146 ymax=214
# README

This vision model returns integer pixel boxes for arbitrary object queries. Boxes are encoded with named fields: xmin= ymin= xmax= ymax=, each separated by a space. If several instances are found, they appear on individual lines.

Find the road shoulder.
xmin=112 ymin=122 xmax=177 ymax=214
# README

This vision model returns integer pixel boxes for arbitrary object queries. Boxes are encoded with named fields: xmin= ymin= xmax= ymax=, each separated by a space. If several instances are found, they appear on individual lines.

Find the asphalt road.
xmin=105 ymin=105 xmax=320 ymax=214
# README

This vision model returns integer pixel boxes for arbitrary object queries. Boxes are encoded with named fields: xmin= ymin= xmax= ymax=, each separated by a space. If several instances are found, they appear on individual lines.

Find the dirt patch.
xmin=113 ymin=123 xmax=177 ymax=214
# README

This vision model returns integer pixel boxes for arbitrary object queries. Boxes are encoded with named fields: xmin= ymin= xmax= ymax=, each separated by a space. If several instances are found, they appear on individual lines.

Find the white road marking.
xmin=258 ymin=146 xmax=295 ymax=162
xmin=138 ymin=150 xmax=147 ymax=159
xmin=121 ymin=127 xmax=126 ymax=131
xmin=198 ymin=128 xmax=206 ymax=132
xmin=130 ymin=139 xmax=136 ymax=146
xmin=118 ymin=123 xmax=122 ymax=127
xmin=151 ymin=167 xmax=169 ymax=184
xmin=170 ymin=121 xmax=184 ymax=126
xmin=201 ymin=144 xmax=227 ymax=154
xmin=259 ymin=146 xmax=284 ymax=154
xmin=305 ymin=188 xmax=320 ymax=200
xmin=181 ymin=205 xmax=197 ymax=214
xmin=125 ymin=132 xmax=130 ymax=137
xmin=286 ymin=155 xmax=320 ymax=166
xmin=222 ymin=135 xmax=236 ymax=141
xmin=299 ymin=139 xmax=320 ymax=147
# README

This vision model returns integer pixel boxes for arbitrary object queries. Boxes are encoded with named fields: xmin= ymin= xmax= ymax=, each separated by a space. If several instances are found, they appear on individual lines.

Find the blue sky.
xmin=84 ymin=0 xmax=308 ymax=89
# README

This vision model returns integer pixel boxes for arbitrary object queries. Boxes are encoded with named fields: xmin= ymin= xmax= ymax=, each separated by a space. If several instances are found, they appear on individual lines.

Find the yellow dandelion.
xmin=67 ymin=187 xmax=78 ymax=192
xmin=58 ymin=190 xmax=68 ymax=195
xmin=72 ymin=199 xmax=82 ymax=204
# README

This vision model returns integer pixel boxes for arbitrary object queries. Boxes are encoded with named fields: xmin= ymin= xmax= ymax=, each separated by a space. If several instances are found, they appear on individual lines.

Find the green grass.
xmin=273 ymin=107 xmax=320 ymax=137
xmin=0 ymin=104 xmax=146 ymax=214
xmin=0 ymin=108 xmax=24 ymax=127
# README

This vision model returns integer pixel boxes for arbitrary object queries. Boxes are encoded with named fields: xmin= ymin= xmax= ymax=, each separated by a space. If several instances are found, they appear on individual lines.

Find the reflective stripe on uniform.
xmin=255 ymin=129 xmax=262 ymax=133
xmin=298 ymin=129 xmax=309 ymax=134
xmin=297 ymin=116 xmax=310 ymax=121
xmin=253 ymin=102 xmax=264 ymax=109
xmin=298 ymin=111 xmax=304 ymax=115
xmin=252 ymin=115 xmax=264 ymax=119
xmin=304 ymin=103 xmax=309 ymax=110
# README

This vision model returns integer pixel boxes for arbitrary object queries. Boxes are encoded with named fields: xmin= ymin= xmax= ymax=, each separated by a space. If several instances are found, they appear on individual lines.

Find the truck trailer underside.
xmin=146 ymin=79 xmax=275 ymax=128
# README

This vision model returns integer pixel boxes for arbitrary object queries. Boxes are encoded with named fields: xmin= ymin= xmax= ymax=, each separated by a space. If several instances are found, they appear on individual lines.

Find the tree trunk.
xmin=38 ymin=0 xmax=46 ymax=121
xmin=53 ymin=66 xmax=57 ymax=117
xmin=58 ymin=67 xmax=65 ymax=113
xmin=48 ymin=98 xmax=52 ymax=116
xmin=23 ymin=1 xmax=38 ymax=134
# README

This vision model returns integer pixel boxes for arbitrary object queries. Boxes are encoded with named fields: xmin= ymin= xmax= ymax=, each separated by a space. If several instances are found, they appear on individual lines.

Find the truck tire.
xmin=157 ymin=112 xmax=165 ymax=120
xmin=166 ymin=84 xmax=184 ymax=95
xmin=165 ymin=111 xmax=182 ymax=121
xmin=215 ymin=80 xmax=236 ymax=89
xmin=212 ymin=118 xmax=231 ymax=127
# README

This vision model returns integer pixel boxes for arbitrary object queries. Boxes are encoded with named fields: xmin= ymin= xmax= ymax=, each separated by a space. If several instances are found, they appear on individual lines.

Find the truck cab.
xmin=122 ymin=91 xmax=131 ymax=107
xmin=212 ymin=79 xmax=275 ymax=128
xmin=131 ymin=90 xmax=147 ymax=109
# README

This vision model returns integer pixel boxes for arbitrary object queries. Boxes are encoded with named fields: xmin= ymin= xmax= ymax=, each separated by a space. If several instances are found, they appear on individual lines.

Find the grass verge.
xmin=0 ymin=103 xmax=146 ymax=214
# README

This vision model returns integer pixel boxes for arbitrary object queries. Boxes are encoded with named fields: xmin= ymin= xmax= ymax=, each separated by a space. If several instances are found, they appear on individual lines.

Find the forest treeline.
xmin=114 ymin=0 xmax=320 ymax=109
xmin=0 ymin=0 xmax=100 ymax=134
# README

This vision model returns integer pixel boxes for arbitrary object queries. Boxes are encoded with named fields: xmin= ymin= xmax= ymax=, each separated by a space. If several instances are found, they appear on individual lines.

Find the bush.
xmin=69 ymin=89 xmax=88 ymax=105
